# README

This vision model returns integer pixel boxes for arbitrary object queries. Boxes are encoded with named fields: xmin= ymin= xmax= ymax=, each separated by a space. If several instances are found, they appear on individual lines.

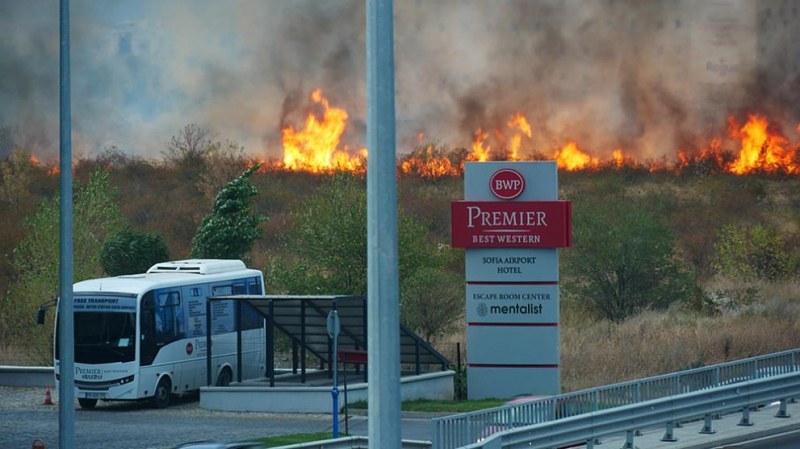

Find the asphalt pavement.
xmin=5 ymin=385 xmax=797 ymax=449
xmin=0 ymin=386 xmax=345 ymax=449
xmin=0 ymin=386 xmax=437 ymax=449
xmin=568 ymin=400 xmax=800 ymax=449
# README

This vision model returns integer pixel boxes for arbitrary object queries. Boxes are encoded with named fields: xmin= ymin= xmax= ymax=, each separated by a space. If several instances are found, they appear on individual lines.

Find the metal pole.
xmin=268 ymin=300 xmax=275 ymax=387
xmin=366 ymin=0 xmax=400 ymax=448
xmin=206 ymin=300 xmax=212 ymax=386
xmin=58 ymin=1 xmax=75 ymax=447
xmin=332 ymin=330 xmax=339 ymax=438
xmin=236 ymin=300 xmax=242 ymax=383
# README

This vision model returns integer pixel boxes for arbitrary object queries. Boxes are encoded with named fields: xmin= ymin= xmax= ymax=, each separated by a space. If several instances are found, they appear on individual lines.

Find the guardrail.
xmin=273 ymin=436 xmax=431 ymax=449
xmin=431 ymin=348 xmax=800 ymax=449
xmin=0 ymin=366 xmax=54 ymax=387
xmin=464 ymin=371 xmax=800 ymax=449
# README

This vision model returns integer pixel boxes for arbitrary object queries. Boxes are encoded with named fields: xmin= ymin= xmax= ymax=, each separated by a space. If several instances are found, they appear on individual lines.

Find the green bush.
xmin=3 ymin=170 xmax=125 ymax=363
xmin=100 ymin=228 xmax=170 ymax=276
xmin=562 ymin=198 xmax=695 ymax=322
xmin=191 ymin=164 xmax=266 ymax=260
xmin=712 ymin=224 xmax=797 ymax=281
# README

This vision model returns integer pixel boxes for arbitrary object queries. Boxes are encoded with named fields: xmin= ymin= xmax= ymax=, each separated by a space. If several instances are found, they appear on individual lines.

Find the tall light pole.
xmin=59 ymin=0 xmax=76 ymax=447
xmin=366 ymin=0 xmax=401 ymax=448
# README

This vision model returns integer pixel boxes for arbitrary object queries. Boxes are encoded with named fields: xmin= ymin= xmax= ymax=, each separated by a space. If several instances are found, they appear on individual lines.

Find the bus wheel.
xmin=217 ymin=368 xmax=232 ymax=387
xmin=78 ymin=398 xmax=98 ymax=409
xmin=152 ymin=377 xmax=171 ymax=409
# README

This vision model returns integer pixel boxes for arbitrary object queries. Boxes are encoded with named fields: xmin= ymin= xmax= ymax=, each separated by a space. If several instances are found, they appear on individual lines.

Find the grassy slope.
xmin=2 ymin=164 xmax=800 ymax=392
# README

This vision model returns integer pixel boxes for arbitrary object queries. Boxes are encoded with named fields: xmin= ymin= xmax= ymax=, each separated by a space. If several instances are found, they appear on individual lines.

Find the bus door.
xmin=153 ymin=289 xmax=188 ymax=390
xmin=178 ymin=284 xmax=208 ymax=390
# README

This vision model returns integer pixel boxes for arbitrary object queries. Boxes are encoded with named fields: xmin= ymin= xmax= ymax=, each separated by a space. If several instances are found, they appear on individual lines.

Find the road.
xmin=733 ymin=430 xmax=800 ymax=449
xmin=0 ymin=387 xmax=433 ymax=449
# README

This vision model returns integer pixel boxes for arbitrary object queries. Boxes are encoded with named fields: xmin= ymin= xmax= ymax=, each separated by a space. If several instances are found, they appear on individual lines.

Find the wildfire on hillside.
xmin=727 ymin=115 xmax=799 ymax=175
xmin=27 ymin=154 xmax=61 ymax=176
xmin=280 ymin=89 xmax=366 ymax=174
xmin=271 ymin=89 xmax=800 ymax=178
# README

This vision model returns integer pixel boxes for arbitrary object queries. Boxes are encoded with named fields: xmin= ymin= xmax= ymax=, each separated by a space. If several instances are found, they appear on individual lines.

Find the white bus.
xmin=54 ymin=259 xmax=266 ymax=409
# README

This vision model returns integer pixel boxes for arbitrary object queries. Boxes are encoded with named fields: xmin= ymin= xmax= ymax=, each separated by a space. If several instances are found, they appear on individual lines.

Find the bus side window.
xmin=248 ymin=277 xmax=262 ymax=294
xmin=156 ymin=291 xmax=182 ymax=342
xmin=140 ymin=292 xmax=157 ymax=366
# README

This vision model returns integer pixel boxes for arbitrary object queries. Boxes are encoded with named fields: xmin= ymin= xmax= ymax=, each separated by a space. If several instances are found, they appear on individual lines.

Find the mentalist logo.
xmin=489 ymin=169 xmax=525 ymax=200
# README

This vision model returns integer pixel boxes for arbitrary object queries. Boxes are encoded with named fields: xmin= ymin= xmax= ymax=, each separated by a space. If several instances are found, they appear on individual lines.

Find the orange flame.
xmin=611 ymin=149 xmax=625 ymax=168
xmin=281 ymin=89 xmax=366 ymax=173
xmin=728 ymin=115 xmax=799 ymax=175
xmin=554 ymin=141 xmax=599 ymax=171
xmin=471 ymin=129 xmax=492 ymax=162
xmin=507 ymin=112 xmax=532 ymax=160
xmin=266 ymin=93 xmax=799 ymax=177
xmin=399 ymin=144 xmax=461 ymax=178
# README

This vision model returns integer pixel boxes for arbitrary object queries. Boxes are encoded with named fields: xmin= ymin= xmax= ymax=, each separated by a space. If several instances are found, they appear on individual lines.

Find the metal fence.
xmin=465 ymin=371 xmax=800 ymax=449
xmin=431 ymin=348 xmax=800 ymax=449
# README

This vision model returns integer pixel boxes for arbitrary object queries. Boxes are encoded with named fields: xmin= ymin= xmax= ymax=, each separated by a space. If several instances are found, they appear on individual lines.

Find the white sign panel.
xmin=461 ymin=161 xmax=562 ymax=399
xmin=467 ymin=325 xmax=559 ymax=364
xmin=466 ymin=248 xmax=558 ymax=282
xmin=465 ymin=161 xmax=557 ymax=201
xmin=466 ymin=284 xmax=559 ymax=323
xmin=468 ymin=367 xmax=560 ymax=398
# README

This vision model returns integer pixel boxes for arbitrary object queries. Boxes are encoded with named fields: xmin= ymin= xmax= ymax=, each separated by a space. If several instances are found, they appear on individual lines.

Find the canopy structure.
xmin=206 ymin=295 xmax=449 ymax=386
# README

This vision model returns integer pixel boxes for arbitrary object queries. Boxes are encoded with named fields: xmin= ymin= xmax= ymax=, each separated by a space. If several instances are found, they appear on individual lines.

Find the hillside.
xmin=1 ymin=152 xmax=799 ymax=390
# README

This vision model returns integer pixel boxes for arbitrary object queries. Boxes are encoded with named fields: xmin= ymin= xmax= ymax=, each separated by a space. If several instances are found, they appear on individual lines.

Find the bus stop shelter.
xmin=205 ymin=294 xmax=449 ymax=387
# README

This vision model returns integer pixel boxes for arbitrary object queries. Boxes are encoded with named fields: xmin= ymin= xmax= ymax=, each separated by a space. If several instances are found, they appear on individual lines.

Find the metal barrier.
xmin=431 ymin=348 xmax=800 ymax=449
xmin=464 ymin=371 xmax=800 ymax=449
xmin=273 ymin=436 xmax=431 ymax=449
xmin=0 ymin=366 xmax=54 ymax=387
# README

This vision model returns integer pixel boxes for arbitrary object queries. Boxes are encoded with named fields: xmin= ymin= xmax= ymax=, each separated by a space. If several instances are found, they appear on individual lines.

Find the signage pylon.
xmin=452 ymin=161 xmax=571 ymax=399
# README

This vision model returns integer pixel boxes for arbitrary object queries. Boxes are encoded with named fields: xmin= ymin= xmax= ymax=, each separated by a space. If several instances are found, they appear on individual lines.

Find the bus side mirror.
xmin=36 ymin=308 xmax=46 ymax=325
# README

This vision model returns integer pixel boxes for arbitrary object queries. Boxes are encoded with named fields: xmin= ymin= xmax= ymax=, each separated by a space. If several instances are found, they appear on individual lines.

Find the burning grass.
xmin=270 ymin=89 xmax=800 ymax=178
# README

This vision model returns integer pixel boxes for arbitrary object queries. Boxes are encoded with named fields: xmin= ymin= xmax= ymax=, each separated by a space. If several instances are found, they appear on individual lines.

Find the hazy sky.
xmin=1 ymin=0 xmax=795 ymax=162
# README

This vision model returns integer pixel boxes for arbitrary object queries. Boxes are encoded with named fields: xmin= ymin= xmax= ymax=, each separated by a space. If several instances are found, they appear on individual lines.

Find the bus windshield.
xmin=56 ymin=295 xmax=138 ymax=364
xmin=74 ymin=311 xmax=136 ymax=363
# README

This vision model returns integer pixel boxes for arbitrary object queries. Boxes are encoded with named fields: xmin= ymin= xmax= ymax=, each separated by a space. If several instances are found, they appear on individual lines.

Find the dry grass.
xmin=561 ymin=281 xmax=800 ymax=391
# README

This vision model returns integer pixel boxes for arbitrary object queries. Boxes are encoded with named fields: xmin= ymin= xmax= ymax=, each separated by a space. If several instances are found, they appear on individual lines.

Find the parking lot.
xmin=0 ymin=386 xmax=338 ymax=449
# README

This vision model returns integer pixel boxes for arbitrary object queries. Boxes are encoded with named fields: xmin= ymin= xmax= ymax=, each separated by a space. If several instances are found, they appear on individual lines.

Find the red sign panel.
xmin=451 ymin=201 xmax=572 ymax=248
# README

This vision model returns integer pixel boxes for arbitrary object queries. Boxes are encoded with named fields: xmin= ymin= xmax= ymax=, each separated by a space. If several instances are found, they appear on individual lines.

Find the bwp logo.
xmin=489 ymin=169 xmax=525 ymax=200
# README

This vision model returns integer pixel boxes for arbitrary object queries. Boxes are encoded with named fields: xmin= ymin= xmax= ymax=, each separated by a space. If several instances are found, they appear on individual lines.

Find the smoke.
xmin=0 ymin=0 xmax=796 ymax=161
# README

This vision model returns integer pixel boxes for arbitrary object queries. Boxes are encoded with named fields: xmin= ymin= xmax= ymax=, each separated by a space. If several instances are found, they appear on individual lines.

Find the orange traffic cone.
xmin=43 ymin=385 xmax=53 ymax=405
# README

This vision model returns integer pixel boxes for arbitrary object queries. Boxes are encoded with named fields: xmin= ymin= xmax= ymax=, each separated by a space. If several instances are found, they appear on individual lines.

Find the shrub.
xmin=712 ymin=223 xmax=797 ymax=281
xmin=191 ymin=165 xmax=266 ymax=260
xmin=100 ymin=228 xmax=170 ymax=276
xmin=562 ymin=198 xmax=695 ymax=322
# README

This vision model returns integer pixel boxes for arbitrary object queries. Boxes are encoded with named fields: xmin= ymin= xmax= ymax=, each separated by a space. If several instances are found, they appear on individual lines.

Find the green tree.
xmin=0 ymin=147 xmax=35 ymax=213
xmin=100 ymin=228 xmax=170 ymax=276
xmin=562 ymin=199 xmax=694 ymax=322
xmin=400 ymin=266 xmax=464 ymax=341
xmin=267 ymin=173 xmax=461 ymax=338
xmin=2 ymin=170 xmax=125 ymax=363
xmin=713 ymin=223 xmax=797 ymax=281
xmin=190 ymin=165 xmax=265 ymax=260
xmin=268 ymin=174 xmax=368 ymax=294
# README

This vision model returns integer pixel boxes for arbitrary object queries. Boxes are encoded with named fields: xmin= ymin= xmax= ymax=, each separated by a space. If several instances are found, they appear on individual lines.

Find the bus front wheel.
xmin=78 ymin=398 xmax=97 ymax=409
xmin=152 ymin=377 xmax=171 ymax=409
